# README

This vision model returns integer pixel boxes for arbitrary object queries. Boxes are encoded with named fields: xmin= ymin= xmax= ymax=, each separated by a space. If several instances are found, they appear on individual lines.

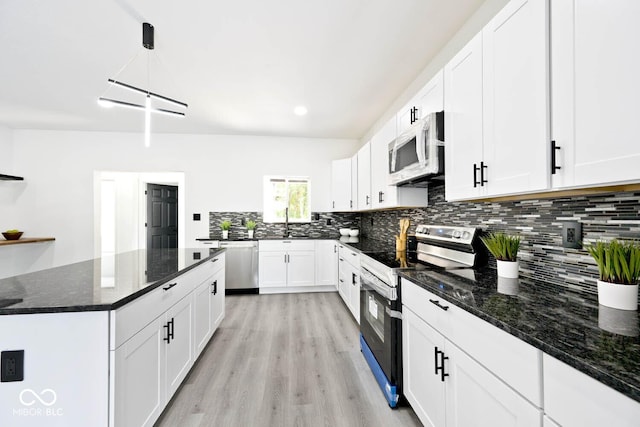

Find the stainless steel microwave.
xmin=388 ymin=111 xmax=444 ymax=186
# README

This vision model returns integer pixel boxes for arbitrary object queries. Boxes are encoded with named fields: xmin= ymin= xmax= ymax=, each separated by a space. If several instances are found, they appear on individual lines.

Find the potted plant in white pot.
xmin=220 ymin=220 xmax=232 ymax=240
xmin=481 ymin=232 xmax=521 ymax=278
xmin=587 ymin=239 xmax=640 ymax=311
xmin=246 ymin=220 xmax=256 ymax=239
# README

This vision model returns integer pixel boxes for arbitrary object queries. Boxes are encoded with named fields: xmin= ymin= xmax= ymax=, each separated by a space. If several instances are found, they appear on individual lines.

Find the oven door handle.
xmin=360 ymin=268 xmax=397 ymax=301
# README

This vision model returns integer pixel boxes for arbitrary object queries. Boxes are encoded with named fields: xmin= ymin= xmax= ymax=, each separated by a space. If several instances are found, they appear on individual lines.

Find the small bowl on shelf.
xmin=339 ymin=228 xmax=351 ymax=236
xmin=349 ymin=229 xmax=359 ymax=237
xmin=2 ymin=231 xmax=23 ymax=240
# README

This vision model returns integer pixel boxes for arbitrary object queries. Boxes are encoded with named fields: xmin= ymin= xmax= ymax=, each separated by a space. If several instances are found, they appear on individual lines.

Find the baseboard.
xmin=259 ymin=285 xmax=338 ymax=295
xmin=226 ymin=288 xmax=259 ymax=295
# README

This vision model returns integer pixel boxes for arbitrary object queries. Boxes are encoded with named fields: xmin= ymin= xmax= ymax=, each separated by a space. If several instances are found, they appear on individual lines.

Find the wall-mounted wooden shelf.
xmin=0 ymin=174 xmax=24 ymax=181
xmin=0 ymin=237 xmax=55 ymax=246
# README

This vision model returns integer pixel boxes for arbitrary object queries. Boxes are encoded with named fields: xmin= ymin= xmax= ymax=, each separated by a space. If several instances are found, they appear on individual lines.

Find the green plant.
xmin=220 ymin=220 xmax=232 ymax=231
xmin=246 ymin=220 xmax=257 ymax=230
xmin=481 ymin=232 xmax=521 ymax=262
xmin=587 ymin=239 xmax=640 ymax=285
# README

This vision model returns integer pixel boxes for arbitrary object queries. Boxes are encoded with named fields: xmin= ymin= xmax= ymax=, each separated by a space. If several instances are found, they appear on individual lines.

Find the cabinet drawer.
xmin=402 ymin=278 xmax=542 ymax=407
xmin=259 ymin=240 xmax=315 ymax=252
xmin=339 ymin=245 xmax=360 ymax=268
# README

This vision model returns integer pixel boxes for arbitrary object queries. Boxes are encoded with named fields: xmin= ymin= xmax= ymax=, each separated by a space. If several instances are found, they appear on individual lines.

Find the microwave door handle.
xmin=417 ymin=128 xmax=427 ymax=166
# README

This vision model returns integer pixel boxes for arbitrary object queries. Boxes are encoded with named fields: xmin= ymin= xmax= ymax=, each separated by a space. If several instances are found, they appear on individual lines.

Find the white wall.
xmin=0 ymin=130 xmax=357 ymax=278
xmin=360 ymin=0 xmax=510 ymax=145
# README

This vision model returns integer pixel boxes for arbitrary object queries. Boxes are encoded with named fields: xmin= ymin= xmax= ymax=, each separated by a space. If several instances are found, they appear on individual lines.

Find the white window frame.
xmin=263 ymin=176 xmax=311 ymax=223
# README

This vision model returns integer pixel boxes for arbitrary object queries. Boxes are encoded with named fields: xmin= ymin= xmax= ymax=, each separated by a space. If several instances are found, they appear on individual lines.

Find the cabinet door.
xmin=371 ymin=116 xmax=398 ymax=209
xmin=551 ymin=0 xmax=640 ymax=188
xmin=444 ymin=33 xmax=485 ymax=201
xmin=114 ymin=318 xmax=164 ymax=427
xmin=331 ymin=158 xmax=352 ymax=211
xmin=482 ymin=0 xmax=549 ymax=197
xmin=417 ymin=70 xmax=445 ymax=117
xmin=402 ymin=307 xmax=446 ymax=427
xmin=165 ymin=296 xmax=194 ymax=400
xmin=258 ymin=251 xmax=287 ymax=287
xmin=349 ymin=268 xmax=360 ymax=324
xmin=357 ymin=142 xmax=372 ymax=210
xmin=351 ymin=154 xmax=358 ymax=210
xmin=315 ymin=240 xmax=338 ymax=287
xmin=445 ymin=341 xmax=542 ymax=427
xmin=210 ymin=269 xmax=225 ymax=331
xmin=287 ymin=250 xmax=316 ymax=287
xmin=338 ymin=256 xmax=350 ymax=304
xmin=193 ymin=280 xmax=212 ymax=358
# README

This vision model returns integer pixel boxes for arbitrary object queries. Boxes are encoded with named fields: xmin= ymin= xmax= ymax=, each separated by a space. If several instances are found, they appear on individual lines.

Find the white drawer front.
xmin=339 ymin=245 xmax=360 ymax=268
xmin=259 ymin=240 xmax=316 ymax=251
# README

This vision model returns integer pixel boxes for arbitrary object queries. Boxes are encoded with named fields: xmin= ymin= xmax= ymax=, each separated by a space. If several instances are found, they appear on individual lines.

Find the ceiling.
xmin=0 ymin=0 xmax=484 ymax=139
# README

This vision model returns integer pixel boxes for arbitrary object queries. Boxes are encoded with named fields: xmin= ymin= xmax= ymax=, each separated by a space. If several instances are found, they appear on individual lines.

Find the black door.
xmin=146 ymin=184 xmax=178 ymax=249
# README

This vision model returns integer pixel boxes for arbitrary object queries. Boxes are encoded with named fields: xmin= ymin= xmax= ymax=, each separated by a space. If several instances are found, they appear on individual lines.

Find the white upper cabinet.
xmin=330 ymin=158 xmax=352 ymax=211
xmin=357 ymin=141 xmax=372 ymax=210
xmin=445 ymin=0 xmax=549 ymax=201
xmin=351 ymin=154 xmax=358 ymax=210
xmin=398 ymin=70 xmax=445 ymax=134
xmin=551 ymin=0 xmax=640 ymax=189
xmin=444 ymin=33 xmax=485 ymax=201
xmin=482 ymin=0 xmax=549 ymax=197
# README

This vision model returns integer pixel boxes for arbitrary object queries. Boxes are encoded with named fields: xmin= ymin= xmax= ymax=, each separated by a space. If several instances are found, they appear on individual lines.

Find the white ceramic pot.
xmin=247 ymin=230 xmax=254 ymax=239
xmin=496 ymin=260 xmax=519 ymax=278
xmin=597 ymin=280 xmax=638 ymax=311
xmin=497 ymin=276 xmax=520 ymax=295
xmin=222 ymin=230 xmax=229 ymax=240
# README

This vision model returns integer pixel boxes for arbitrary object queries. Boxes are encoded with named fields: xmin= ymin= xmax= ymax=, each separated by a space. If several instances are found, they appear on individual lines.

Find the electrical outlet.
xmin=1 ymin=350 xmax=24 ymax=382
xmin=562 ymin=221 xmax=582 ymax=249
xmin=326 ymin=218 xmax=332 ymax=225
xmin=193 ymin=252 xmax=201 ymax=260
xmin=193 ymin=213 xmax=201 ymax=221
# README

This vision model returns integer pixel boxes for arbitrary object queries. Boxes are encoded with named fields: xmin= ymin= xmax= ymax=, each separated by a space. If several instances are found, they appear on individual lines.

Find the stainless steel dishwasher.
xmin=218 ymin=241 xmax=259 ymax=294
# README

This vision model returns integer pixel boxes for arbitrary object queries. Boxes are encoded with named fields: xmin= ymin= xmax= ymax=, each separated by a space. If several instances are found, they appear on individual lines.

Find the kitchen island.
xmin=0 ymin=248 xmax=225 ymax=427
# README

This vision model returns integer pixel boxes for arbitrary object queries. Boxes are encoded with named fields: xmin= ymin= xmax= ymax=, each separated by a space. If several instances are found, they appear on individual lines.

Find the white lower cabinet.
xmin=402 ymin=279 xmax=542 ymax=427
xmin=543 ymin=354 xmax=640 ymax=427
xmin=338 ymin=244 xmax=360 ymax=323
xmin=113 ymin=318 xmax=164 ymax=427
xmin=258 ymin=240 xmax=316 ymax=291
xmin=315 ymin=240 xmax=339 ymax=287
xmin=112 ymin=255 xmax=225 ymax=427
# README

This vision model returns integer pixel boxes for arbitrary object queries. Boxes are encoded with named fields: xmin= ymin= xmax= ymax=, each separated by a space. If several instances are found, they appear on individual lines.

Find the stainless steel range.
xmin=359 ymin=225 xmax=485 ymax=408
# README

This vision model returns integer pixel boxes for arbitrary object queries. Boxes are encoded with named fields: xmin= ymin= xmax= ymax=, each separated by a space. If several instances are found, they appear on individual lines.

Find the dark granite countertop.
xmin=200 ymin=234 xmax=342 ymax=241
xmin=399 ymin=267 xmax=640 ymax=403
xmin=0 ymin=248 xmax=224 ymax=315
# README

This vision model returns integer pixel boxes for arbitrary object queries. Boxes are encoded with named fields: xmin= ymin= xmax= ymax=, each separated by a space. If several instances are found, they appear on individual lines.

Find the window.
xmin=263 ymin=176 xmax=311 ymax=223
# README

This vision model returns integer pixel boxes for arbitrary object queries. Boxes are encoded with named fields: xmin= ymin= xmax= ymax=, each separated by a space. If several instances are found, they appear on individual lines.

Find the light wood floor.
xmin=155 ymin=292 xmax=422 ymax=427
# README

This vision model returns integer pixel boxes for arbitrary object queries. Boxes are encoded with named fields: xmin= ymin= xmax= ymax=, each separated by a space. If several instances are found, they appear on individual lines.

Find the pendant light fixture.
xmin=98 ymin=23 xmax=188 ymax=147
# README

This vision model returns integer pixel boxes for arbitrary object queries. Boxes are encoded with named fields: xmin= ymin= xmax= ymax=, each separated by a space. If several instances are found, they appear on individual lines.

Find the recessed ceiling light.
xmin=294 ymin=105 xmax=308 ymax=116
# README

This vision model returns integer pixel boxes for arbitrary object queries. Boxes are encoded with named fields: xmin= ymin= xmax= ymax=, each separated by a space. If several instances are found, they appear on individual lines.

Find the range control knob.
xmin=453 ymin=230 xmax=461 ymax=238
xmin=462 ymin=231 xmax=471 ymax=239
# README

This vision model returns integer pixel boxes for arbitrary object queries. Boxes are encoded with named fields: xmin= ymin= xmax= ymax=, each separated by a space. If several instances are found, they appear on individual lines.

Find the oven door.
xmin=359 ymin=269 xmax=401 ymax=386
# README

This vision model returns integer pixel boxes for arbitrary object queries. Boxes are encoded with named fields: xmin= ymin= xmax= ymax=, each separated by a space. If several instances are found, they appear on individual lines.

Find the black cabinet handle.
xmin=162 ymin=282 xmax=178 ymax=291
xmin=440 ymin=351 xmax=449 ymax=382
xmin=473 ymin=163 xmax=480 ymax=187
xmin=339 ymin=279 xmax=344 ymax=283
xmin=211 ymin=280 xmax=218 ymax=295
xmin=410 ymin=106 xmax=418 ymax=124
xmin=366 ymin=195 xmax=370 ymax=206
xmin=480 ymin=161 xmax=488 ymax=186
xmin=429 ymin=299 xmax=449 ymax=311
xmin=332 ymin=201 xmax=335 ymax=209
xmin=551 ymin=140 xmax=561 ymax=174
xmin=339 ymin=258 xmax=344 ymax=262
xmin=211 ymin=258 xmax=219 ymax=263
xmin=350 ymin=200 xmax=353 ymax=209
xmin=163 ymin=321 xmax=171 ymax=343
xmin=334 ymin=245 xmax=337 ymax=253
xmin=434 ymin=346 xmax=441 ymax=375
xmin=378 ymin=191 xmax=385 ymax=203
xmin=352 ymin=272 xmax=357 ymax=285
xmin=169 ymin=318 xmax=175 ymax=341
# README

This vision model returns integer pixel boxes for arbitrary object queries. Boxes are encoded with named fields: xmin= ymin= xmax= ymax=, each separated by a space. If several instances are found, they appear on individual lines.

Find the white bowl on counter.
xmin=349 ymin=229 xmax=359 ymax=237
xmin=340 ymin=228 xmax=350 ymax=236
